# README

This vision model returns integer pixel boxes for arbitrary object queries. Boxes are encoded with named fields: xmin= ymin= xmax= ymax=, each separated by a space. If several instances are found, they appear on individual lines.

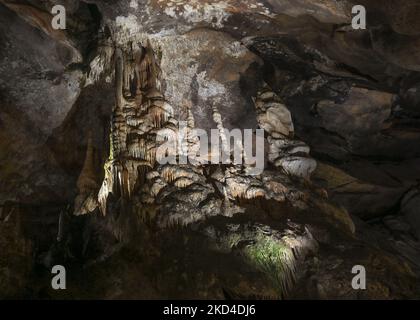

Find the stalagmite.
xmin=253 ymin=84 xmax=316 ymax=180
xmin=97 ymin=41 xmax=178 ymax=216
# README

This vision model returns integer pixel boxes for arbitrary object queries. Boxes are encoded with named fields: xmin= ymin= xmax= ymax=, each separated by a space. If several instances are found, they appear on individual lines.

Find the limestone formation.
xmin=98 ymin=42 xmax=178 ymax=215
xmin=254 ymin=85 xmax=317 ymax=179
xmin=2 ymin=0 xmax=420 ymax=300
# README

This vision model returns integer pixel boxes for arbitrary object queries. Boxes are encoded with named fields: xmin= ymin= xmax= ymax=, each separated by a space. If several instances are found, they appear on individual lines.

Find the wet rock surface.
xmin=1 ymin=0 xmax=420 ymax=299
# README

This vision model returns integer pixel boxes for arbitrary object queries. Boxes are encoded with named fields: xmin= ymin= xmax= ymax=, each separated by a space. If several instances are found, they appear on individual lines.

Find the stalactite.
xmin=174 ymin=177 xmax=194 ymax=189
xmin=137 ymin=164 xmax=150 ymax=188
xmin=97 ymin=41 xmax=177 ymax=217
xmin=74 ymin=134 xmax=99 ymax=216
xmin=76 ymin=134 xmax=97 ymax=194
xmin=245 ymin=186 xmax=266 ymax=199
xmin=149 ymin=105 xmax=169 ymax=128
xmin=98 ymin=161 xmax=114 ymax=215
xmin=161 ymin=166 xmax=201 ymax=185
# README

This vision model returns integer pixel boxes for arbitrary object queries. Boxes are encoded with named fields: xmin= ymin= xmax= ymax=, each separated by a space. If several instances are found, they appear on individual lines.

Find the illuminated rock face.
xmin=98 ymin=43 xmax=176 ymax=214
xmin=2 ymin=0 xmax=420 ymax=300
xmin=254 ymin=85 xmax=316 ymax=179
xmin=73 ymin=135 xmax=99 ymax=216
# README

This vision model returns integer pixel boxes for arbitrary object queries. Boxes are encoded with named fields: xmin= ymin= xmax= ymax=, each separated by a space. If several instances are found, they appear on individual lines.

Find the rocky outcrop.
xmin=254 ymin=85 xmax=316 ymax=179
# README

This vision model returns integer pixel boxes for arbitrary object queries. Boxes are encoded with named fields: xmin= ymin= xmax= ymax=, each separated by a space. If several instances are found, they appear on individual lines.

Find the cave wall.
xmin=1 ymin=0 xmax=420 ymax=299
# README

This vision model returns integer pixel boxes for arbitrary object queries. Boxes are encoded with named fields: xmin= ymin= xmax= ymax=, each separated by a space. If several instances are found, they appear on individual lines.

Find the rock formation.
xmin=1 ymin=0 xmax=420 ymax=300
